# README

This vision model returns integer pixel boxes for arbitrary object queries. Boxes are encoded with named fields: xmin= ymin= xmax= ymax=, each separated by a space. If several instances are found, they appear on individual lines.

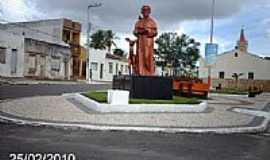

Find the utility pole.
xmin=210 ymin=0 xmax=215 ymax=44
xmin=207 ymin=0 xmax=216 ymax=89
xmin=86 ymin=2 xmax=102 ymax=82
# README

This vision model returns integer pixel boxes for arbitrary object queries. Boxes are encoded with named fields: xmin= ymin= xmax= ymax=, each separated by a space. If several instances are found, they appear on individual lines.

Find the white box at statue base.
xmin=107 ymin=90 xmax=129 ymax=105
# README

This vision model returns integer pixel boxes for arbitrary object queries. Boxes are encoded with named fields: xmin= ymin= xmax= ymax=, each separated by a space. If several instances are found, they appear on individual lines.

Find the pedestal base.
xmin=113 ymin=75 xmax=173 ymax=100
xmin=107 ymin=90 xmax=129 ymax=105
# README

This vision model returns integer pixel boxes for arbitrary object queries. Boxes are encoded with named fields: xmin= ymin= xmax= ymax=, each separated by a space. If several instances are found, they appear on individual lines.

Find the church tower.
xmin=237 ymin=28 xmax=248 ymax=52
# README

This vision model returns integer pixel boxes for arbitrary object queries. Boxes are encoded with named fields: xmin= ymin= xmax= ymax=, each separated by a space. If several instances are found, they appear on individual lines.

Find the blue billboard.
xmin=205 ymin=43 xmax=218 ymax=65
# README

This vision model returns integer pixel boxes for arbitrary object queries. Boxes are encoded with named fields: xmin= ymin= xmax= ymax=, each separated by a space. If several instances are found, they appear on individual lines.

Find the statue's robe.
xmin=134 ymin=17 xmax=157 ymax=76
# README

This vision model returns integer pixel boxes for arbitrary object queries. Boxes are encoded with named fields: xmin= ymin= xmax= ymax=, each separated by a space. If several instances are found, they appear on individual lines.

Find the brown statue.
xmin=127 ymin=5 xmax=158 ymax=76
xmin=125 ymin=38 xmax=137 ymax=75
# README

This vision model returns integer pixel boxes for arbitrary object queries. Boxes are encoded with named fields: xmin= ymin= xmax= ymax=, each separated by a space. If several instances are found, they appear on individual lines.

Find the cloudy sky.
xmin=0 ymin=0 xmax=269 ymax=57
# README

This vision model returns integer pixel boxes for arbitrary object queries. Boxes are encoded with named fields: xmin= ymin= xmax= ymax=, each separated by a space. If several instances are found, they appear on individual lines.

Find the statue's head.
xmin=141 ymin=5 xmax=151 ymax=18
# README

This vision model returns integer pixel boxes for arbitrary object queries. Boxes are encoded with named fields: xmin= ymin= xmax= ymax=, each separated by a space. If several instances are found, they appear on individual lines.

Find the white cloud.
xmin=1 ymin=0 xmax=269 ymax=56
xmin=179 ymin=20 xmax=234 ymax=55
xmin=1 ymin=0 xmax=28 ymax=21
xmin=0 ymin=0 xmax=45 ymax=22
xmin=266 ymin=29 xmax=270 ymax=37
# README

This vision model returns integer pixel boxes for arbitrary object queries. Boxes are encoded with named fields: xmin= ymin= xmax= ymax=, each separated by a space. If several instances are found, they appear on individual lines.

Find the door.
xmin=10 ymin=49 xmax=17 ymax=74
xmin=64 ymin=59 xmax=69 ymax=80
xmin=40 ymin=56 xmax=46 ymax=79
xmin=100 ymin=63 xmax=104 ymax=79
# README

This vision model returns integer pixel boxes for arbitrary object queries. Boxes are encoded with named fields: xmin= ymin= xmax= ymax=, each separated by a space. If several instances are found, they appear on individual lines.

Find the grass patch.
xmin=82 ymin=91 xmax=107 ymax=103
xmin=82 ymin=91 xmax=200 ymax=104
xmin=211 ymin=88 xmax=248 ymax=95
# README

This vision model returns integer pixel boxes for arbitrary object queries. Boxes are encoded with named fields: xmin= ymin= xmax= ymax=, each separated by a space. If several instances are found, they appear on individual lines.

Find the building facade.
xmin=24 ymin=38 xmax=72 ymax=80
xmin=61 ymin=19 xmax=86 ymax=80
xmin=0 ymin=30 xmax=25 ymax=77
xmin=199 ymin=29 xmax=270 ymax=91
xmin=0 ymin=18 xmax=86 ymax=80
xmin=89 ymin=49 xmax=129 ymax=82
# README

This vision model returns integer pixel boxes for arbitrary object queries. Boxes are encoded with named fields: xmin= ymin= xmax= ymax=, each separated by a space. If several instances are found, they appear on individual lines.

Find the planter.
xmin=64 ymin=93 xmax=208 ymax=113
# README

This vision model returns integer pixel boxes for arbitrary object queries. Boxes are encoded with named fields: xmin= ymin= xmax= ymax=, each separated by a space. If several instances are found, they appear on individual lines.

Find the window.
xmin=116 ymin=63 xmax=119 ymax=74
xmin=219 ymin=72 xmax=225 ymax=79
xmin=125 ymin=65 xmax=129 ymax=73
xmin=28 ymin=55 xmax=36 ymax=73
xmin=11 ymin=49 xmax=18 ymax=74
xmin=108 ymin=62 xmax=113 ymax=74
xmin=120 ymin=65 xmax=124 ymax=72
xmin=51 ymin=59 xmax=61 ymax=72
xmin=63 ymin=30 xmax=71 ymax=43
xmin=0 ymin=47 xmax=7 ymax=64
xmin=91 ymin=62 xmax=98 ymax=71
xmin=248 ymin=72 xmax=254 ymax=80
xmin=100 ymin=63 xmax=104 ymax=79
xmin=234 ymin=52 xmax=238 ymax=57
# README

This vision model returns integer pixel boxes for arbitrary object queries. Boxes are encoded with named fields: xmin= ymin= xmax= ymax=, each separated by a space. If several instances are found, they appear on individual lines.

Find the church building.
xmin=199 ymin=29 xmax=270 ymax=91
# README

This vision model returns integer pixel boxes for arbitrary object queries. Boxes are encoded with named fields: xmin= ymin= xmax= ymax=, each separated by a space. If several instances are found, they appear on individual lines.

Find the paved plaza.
xmin=0 ymin=93 xmax=269 ymax=133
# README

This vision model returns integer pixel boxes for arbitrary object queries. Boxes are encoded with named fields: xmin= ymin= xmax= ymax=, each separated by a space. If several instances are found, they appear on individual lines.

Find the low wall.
xmin=64 ymin=93 xmax=208 ymax=113
xmin=210 ymin=79 xmax=270 ymax=92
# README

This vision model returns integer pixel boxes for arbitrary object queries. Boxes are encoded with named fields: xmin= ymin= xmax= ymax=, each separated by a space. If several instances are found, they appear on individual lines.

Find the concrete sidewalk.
xmin=0 ymin=93 xmax=269 ymax=133
xmin=0 ymin=77 xmax=110 ymax=85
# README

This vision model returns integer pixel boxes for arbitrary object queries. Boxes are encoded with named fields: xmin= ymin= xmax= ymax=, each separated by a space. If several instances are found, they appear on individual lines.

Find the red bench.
xmin=173 ymin=80 xmax=210 ymax=98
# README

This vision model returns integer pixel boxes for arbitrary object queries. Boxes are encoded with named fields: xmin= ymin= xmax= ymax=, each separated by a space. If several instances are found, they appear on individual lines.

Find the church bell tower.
xmin=237 ymin=28 xmax=248 ymax=52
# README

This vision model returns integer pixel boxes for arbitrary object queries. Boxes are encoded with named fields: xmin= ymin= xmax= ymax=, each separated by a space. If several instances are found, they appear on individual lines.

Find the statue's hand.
xmin=135 ymin=28 xmax=148 ymax=34
xmin=147 ymin=30 xmax=157 ymax=38
xmin=141 ymin=29 xmax=149 ymax=34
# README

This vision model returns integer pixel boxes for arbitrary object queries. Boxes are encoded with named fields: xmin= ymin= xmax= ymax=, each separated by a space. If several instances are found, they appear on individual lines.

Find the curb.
xmin=209 ymin=93 xmax=248 ymax=97
xmin=0 ymin=111 xmax=268 ymax=134
xmin=64 ymin=93 xmax=208 ymax=113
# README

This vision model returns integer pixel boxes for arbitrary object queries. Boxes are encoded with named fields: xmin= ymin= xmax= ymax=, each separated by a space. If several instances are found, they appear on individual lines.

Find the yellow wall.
xmin=80 ymin=47 xmax=87 ymax=61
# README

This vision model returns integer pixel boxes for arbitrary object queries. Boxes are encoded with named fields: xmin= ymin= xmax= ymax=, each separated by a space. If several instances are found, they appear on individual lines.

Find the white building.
xmin=199 ymin=29 xmax=270 ymax=91
xmin=1 ymin=19 xmax=65 ymax=45
xmin=23 ymin=38 xmax=72 ymax=80
xmin=0 ymin=30 xmax=25 ymax=77
xmin=0 ymin=20 xmax=74 ymax=80
xmin=89 ymin=49 xmax=129 ymax=82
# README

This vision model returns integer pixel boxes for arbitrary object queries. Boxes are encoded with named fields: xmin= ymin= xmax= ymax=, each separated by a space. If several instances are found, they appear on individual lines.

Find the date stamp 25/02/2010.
xmin=9 ymin=153 xmax=76 ymax=160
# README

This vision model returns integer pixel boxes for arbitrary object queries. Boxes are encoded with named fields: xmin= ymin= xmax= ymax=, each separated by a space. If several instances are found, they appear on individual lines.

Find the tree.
xmin=90 ymin=30 xmax=118 ymax=52
xmin=154 ymin=49 xmax=167 ymax=76
xmin=175 ymin=34 xmax=200 ymax=75
xmin=104 ymin=30 xmax=118 ymax=53
xmin=113 ymin=48 xmax=125 ymax=57
xmin=90 ymin=30 xmax=106 ymax=50
xmin=155 ymin=32 xmax=200 ymax=76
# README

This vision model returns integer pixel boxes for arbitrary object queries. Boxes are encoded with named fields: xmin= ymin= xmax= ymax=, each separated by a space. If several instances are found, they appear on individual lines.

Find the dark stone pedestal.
xmin=113 ymin=75 xmax=173 ymax=100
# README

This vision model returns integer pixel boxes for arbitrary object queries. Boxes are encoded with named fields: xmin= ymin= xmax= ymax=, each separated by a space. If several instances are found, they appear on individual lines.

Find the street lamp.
xmin=86 ymin=2 xmax=102 ymax=82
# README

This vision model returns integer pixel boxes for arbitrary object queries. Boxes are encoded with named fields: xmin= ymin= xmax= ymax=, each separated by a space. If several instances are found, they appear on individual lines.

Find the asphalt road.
xmin=0 ymin=84 xmax=111 ymax=99
xmin=0 ymin=123 xmax=270 ymax=160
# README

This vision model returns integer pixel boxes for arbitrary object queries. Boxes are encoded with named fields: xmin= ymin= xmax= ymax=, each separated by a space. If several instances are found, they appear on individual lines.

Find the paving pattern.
xmin=1 ymin=93 xmax=269 ymax=128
